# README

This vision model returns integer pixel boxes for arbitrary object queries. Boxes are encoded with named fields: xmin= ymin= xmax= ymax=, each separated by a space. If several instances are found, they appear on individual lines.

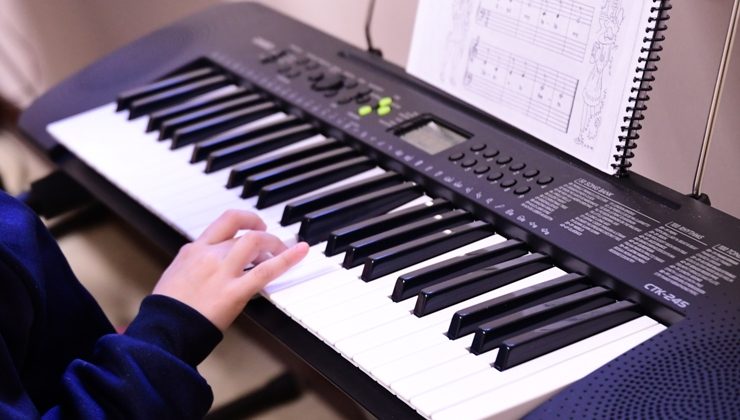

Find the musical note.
xmin=463 ymin=70 xmax=473 ymax=86
xmin=463 ymin=38 xmax=578 ymax=133
xmin=474 ymin=0 xmax=595 ymax=62
xmin=469 ymin=36 xmax=480 ymax=60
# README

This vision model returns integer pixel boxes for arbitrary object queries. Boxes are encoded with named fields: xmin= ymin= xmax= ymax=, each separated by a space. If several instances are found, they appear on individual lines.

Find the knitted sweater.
xmin=0 ymin=191 xmax=222 ymax=419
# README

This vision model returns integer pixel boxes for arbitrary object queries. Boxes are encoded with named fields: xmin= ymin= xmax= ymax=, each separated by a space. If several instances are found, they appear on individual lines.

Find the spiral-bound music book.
xmin=407 ymin=0 xmax=670 ymax=175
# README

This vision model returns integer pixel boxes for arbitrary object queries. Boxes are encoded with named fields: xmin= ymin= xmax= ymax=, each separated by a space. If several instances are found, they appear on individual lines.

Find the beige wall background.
xmin=0 ymin=0 xmax=738 ymax=219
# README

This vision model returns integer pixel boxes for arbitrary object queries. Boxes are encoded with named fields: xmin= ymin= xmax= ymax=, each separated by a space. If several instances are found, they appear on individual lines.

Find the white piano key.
xmin=388 ymin=195 xmax=432 ymax=212
xmin=48 ymin=104 xmax=393 ymax=247
xmin=147 ymin=84 xmax=242 ymax=113
xmin=253 ymin=167 xmax=388 ymax=225
xmin=179 ymin=180 xmax=341 ymax=239
xmin=285 ymin=267 xmax=366 ymax=325
xmin=156 ymin=182 xmax=237 ymax=217
xmin=205 ymin=166 xmax=232 ymax=188
xmin=356 ymin=323 xmax=451 ymax=366
xmin=288 ymin=235 xmax=504 ymax=318
xmin=188 ymin=110 xmax=292 ymax=153
xmin=324 ymin=302 xmax=414 ymax=342
xmin=164 ymin=84 xmax=243 ymax=106
xmin=349 ymin=268 xmax=566 ymax=372
xmin=396 ymin=353 xmax=492 ymax=402
xmin=316 ymin=236 xmax=511 ymax=345
xmin=130 ymin=84 xmax=244 ymax=124
xmin=267 ymin=204 xmax=474 ymax=310
xmin=282 ymin=269 xmax=374 ymax=312
xmin=429 ymin=320 xmax=666 ymax=420
xmin=267 ymin=269 xmax=351 ymax=310
xmin=333 ymin=312 xmax=437 ymax=359
xmin=408 ymin=316 xmax=660 ymax=416
xmin=298 ymin=276 xmax=400 ymax=330
xmin=265 ymin=238 xmax=400 ymax=308
xmin=293 ymin=263 xmax=446 ymax=334
xmin=317 ymin=298 xmax=414 ymax=344
xmin=261 ymin=246 xmax=341 ymax=294
xmin=370 ymin=339 xmax=470 ymax=386
xmin=334 ymin=266 xmax=565 ymax=360
xmin=181 ymin=195 xmax=264 ymax=236
xmin=47 ymin=105 xmax=313 ymax=240
xmin=210 ymin=132 xmax=329 ymax=186
xmin=187 ymin=167 xmax=391 ymax=238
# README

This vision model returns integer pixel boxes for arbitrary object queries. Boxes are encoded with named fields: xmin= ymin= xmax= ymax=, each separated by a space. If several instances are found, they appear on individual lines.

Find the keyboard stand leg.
xmin=17 ymin=170 xmax=94 ymax=219
xmin=204 ymin=371 xmax=302 ymax=420
xmin=235 ymin=312 xmax=375 ymax=419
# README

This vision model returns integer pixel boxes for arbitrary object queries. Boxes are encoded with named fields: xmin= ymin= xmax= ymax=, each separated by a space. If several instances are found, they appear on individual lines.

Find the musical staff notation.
xmin=463 ymin=37 xmax=579 ymax=133
xmin=476 ymin=0 xmax=596 ymax=62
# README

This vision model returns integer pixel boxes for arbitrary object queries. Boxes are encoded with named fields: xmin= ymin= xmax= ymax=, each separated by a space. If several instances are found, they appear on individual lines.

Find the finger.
xmin=196 ymin=210 xmax=266 ymax=244
xmin=224 ymin=231 xmax=289 ymax=274
xmin=241 ymin=242 xmax=310 ymax=292
xmin=253 ymin=251 xmax=274 ymax=265
xmin=209 ymin=237 xmax=240 ymax=259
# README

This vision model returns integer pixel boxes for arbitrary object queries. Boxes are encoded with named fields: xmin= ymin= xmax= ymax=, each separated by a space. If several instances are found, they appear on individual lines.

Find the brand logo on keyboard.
xmin=644 ymin=283 xmax=690 ymax=308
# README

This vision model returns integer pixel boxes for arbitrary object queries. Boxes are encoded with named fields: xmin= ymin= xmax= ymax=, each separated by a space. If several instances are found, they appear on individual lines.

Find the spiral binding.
xmin=612 ymin=0 xmax=672 ymax=177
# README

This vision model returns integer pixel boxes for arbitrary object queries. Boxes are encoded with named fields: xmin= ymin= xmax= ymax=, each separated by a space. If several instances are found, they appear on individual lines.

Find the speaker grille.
xmin=528 ymin=299 xmax=739 ymax=419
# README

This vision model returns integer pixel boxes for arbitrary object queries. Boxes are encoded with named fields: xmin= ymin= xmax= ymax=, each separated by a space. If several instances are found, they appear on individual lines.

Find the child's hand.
xmin=152 ymin=210 xmax=309 ymax=331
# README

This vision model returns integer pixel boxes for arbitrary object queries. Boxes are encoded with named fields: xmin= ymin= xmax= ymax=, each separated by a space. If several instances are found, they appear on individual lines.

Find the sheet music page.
xmin=407 ymin=0 xmax=657 ymax=173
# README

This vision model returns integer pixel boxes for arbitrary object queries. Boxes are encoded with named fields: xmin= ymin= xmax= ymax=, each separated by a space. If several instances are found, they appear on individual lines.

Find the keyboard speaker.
xmin=528 ymin=297 xmax=739 ymax=419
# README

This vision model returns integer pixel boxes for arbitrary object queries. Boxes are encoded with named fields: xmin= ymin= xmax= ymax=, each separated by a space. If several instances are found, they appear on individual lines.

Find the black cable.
xmin=365 ymin=0 xmax=383 ymax=57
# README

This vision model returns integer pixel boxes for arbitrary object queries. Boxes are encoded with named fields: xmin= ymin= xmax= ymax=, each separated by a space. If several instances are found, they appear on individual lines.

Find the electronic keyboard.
xmin=19 ymin=4 xmax=739 ymax=419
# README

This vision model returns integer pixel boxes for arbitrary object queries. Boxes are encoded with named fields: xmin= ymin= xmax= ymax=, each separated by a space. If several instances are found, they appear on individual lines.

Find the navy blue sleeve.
xmin=0 ymin=191 xmax=223 ymax=419
xmin=48 ymin=295 xmax=223 ymax=420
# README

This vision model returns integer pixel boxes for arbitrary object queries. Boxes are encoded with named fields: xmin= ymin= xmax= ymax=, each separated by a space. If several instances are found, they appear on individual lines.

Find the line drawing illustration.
xmin=440 ymin=0 xmax=475 ymax=85
xmin=576 ymin=0 xmax=625 ymax=149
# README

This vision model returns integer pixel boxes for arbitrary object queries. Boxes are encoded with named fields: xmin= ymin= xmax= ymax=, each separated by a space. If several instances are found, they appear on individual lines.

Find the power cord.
xmin=365 ymin=0 xmax=384 ymax=57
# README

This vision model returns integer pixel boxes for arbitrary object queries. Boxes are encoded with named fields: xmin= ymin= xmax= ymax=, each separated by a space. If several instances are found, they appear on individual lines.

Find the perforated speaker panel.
xmin=527 ymin=296 xmax=740 ymax=419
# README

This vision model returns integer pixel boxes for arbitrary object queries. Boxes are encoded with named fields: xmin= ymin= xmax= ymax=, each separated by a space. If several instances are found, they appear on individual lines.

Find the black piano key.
xmin=281 ymin=172 xmax=402 ymax=226
xmin=447 ymin=273 xmax=590 ymax=339
xmin=413 ymin=253 xmax=551 ymax=317
xmin=391 ymin=239 xmax=529 ymax=303
xmin=241 ymin=147 xmax=357 ymax=197
xmin=362 ymin=221 xmax=496 ymax=282
xmin=171 ymin=102 xmax=278 ymax=148
xmin=298 ymin=183 xmax=423 ymax=245
xmin=325 ymin=198 xmax=454 ymax=257
xmin=224 ymin=136 xmax=338 ymax=186
xmin=342 ymin=210 xmax=473 ymax=269
xmin=147 ymin=86 xmax=252 ymax=132
xmin=116 ymin=66 xmax=216 ymax=111
xmin=494 ymin=300 xmax=642 ymax=370
xmin=196 ymin=115 xmax=303 ymax=164
xmin=160 ymin=93 xmax=263 ymax=140
xmin=470 ymin=287 xmax=614 ymax=355
xmin=127 ymin=74 xmax=231 ymax=119
xmin=257 ymin=156 xmax=375 ymax=209
xmin=206 ymin=123 xmax=316 ymax=173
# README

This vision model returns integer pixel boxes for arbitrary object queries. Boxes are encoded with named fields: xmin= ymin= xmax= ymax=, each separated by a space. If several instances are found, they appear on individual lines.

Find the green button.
xmin=377 ymin=105 xmax=392 ymax=116
xmin=378 ymin=96 xmax=393 ymax=107
xmin=358 ymin=105 xmax=373 ymax=116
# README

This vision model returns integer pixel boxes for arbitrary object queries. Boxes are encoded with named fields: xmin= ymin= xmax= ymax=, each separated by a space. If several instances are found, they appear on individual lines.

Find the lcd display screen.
xmin=398 ymin=119 xmax=469 ymax=154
